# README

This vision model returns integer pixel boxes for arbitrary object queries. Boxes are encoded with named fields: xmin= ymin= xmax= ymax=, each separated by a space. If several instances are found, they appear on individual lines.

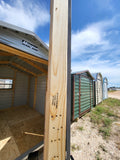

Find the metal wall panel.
xmin=0 ymin=66 xmax=14 ymax=109
xmin=14 ymin=72 xmax=28 ymax=107
xmin=0 ymin=26 xmax=48 ymax=60
xmin=103 ymin=78 xmax=108 ymax=100
xmin=71 ymin=72 xmax=94 ymax=121
xmin=95 ymin=74 xmax=103 ymax=105
xmin=29 ymin=77 xmax=35 ymax=108
xmin=36 ymin=75 xmax=47 ymax=115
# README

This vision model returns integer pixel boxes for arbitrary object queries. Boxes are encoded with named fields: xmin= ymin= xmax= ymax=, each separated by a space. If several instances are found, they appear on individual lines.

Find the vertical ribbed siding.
xmin=71 ymin=72 xmax=94 ymax=121
xmin=29 ymin=77 xmax=35 ymax=108
xmin=36 ymin=75 xmax=47 ymax=115
xmin=14 ymin=72 xmax=28 ymax=107
xmin=0 ymin=66 xmax=14 ymax=109
xmin=103 ymin=78 xmax=108 ymax=100
xmin=74 ymin=75 xmax=80 ymax=119
xmin=96 ymin=79 xmax=103 ymax=105
xmin=80 ymin=76 xmax=91 ymax=114
xmin=93 ymin=81 xmax=96 ymax=106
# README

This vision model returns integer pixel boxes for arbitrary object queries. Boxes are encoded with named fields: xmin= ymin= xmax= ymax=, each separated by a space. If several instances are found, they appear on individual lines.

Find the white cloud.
xmin=72 ymin=55 xmax=120 ymax=87
xmin=71 ymin=19 xmax=115 ymax=59
xmin=93 ymin=0 xmax=114 ymax=11
xmin=0 ymin=0 xmax=50 ymax=32
xmin=72 ymin=17 xmax=120 ymax=87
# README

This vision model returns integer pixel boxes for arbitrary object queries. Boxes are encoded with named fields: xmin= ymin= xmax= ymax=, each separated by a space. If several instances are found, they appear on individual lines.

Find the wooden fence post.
xmin=44 ymin=0 xmax=71 ymax=159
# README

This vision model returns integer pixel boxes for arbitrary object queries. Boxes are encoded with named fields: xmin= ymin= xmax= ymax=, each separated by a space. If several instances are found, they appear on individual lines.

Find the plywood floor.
xmin=0 ymin=106 xmax=44 ymax=160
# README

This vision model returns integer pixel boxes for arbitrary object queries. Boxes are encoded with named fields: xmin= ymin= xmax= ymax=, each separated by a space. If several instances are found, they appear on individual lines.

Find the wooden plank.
xmin=27 ymin=76 xmax=31 ymax=106
xmin=12 ymin=70 xmax=16 ymax=107
xmin=0 ymin=52 xmax=14 ymax=56
xmin=0 ymin=106 xmax=44 ymax=160
xmin=19 ymin=57 xmax=48 ymax=74
xmin=33 ymin=78 xmax=37 ymax=109
xmin=0 ymin=64 xmax=33 ymax=77
xmin=44 ymin=0 xmax=69 ymax=159
xmin=0 ymin=61 xmax=9 ymax=64
xmin=0 ymin=43 xmax=48 ymax=65
xmin=0 ymin=61 xmax=37 ymax=76
xmin=11 ymin=62 xmax=37 ymax=77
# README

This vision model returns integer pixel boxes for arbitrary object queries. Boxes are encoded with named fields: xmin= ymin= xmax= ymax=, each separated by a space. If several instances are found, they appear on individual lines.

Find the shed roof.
xmin=0 ymin=21 xmax=48 ymax=60
xmin=103 ymin=77 xmax=108 ymax=84
xmin=72 ymin=70 xmax=94 ymax=80
xmin=92 ymin=73 xmax=102 ymax=81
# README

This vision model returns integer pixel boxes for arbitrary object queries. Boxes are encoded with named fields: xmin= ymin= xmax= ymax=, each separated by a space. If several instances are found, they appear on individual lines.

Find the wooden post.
xmin=44 ymin=0 xmax=71 ymax=159
xmin=33 ymin=77 xmax=37 ymax=109
xmin=27 ymin=76 xmax=31 ymax=106
xmin=12 ymin=70 xmax=16 ymax=107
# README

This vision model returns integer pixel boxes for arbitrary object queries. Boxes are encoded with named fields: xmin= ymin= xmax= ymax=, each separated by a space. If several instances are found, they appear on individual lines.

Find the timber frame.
xmin=44 ymin=0 xmax=71 ymax=160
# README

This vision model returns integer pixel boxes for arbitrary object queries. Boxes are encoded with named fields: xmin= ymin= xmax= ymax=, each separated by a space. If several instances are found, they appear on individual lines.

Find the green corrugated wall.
xmin=71 ymin=73 xmax=94 ymax=121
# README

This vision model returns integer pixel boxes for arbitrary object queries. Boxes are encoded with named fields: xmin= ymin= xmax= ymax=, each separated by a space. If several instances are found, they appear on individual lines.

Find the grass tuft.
xmin=77 ymin=126 xmax=84 ymax=131
xmin=90 ymin=98 xmax=120 ymax=139
xmin=71 ymin=144 xmax=80 ymax=151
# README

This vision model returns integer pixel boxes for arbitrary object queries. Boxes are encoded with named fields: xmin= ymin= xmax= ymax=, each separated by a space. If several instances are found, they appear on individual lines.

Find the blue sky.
xmin=0 ymin=0 xmax=120 ymax=87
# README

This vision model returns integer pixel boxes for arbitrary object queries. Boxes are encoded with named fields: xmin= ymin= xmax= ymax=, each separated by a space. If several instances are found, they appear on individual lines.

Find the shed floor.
xmin=0 ymin=106 xmax=44 ymax=160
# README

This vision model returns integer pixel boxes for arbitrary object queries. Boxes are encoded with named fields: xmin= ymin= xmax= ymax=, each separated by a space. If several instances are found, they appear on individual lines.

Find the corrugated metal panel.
xmin=0 ymin=23 xmax=48 ymax=60
xmin=14 ymin=72 xmax=28 ymax=106
xmin=71 ymin=71 xmax=94 ymax=121
xmin=29 ymin=77 xmax=35 ymax=108
xmin=80 ymin=76 xmax=93 ymax=114
xmin=0 ymin=66 xmax=14 ymax=78
xmin=36 ymin=75 xmax=47 ymax=115
xmin=0 ymin=66 xmax=14 ymax=109
xmin=103 ymin=77 xmax=108 ymax=100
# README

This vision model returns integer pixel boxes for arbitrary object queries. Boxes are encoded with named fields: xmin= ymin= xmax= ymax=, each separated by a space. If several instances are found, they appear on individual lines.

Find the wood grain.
xmin=19 ymin=57 xmax=48 ymax=74
xmin=44 ymin=0 xmax=69 ymax=159
xmin=0 ymin=106 xmax=44 ymax=160
xmin=0 ymin=43 xmax=48 ymax=65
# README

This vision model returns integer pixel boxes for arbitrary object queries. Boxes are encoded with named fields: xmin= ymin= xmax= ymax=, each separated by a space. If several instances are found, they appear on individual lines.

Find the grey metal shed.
xmin=92 ymin=73 xmax=103 ymax=106
xmin=0 ymin=21 xmax=49 ymax=160
xmin=103 ymin=77 xmax=108 ymax=100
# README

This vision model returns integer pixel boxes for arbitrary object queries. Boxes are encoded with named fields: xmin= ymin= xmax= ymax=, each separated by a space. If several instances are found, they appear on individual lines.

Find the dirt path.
xmin=71 ymin=98 xmax=120 ymax=160
xmin=108 ymin=91 xmax=120 ymax=100
xmin=71 ymin=117 xmax=120 ymax=160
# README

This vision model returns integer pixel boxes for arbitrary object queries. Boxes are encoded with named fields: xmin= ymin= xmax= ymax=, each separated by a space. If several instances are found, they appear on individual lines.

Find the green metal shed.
xmin=71 ymin=70 xmax=94 ymax=121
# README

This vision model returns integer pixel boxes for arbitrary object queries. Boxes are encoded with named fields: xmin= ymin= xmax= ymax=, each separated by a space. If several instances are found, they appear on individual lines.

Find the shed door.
xmin=96 ymin=79 xmax=102 ymax=104
xmin=103 ymin=82 xmax=108 ymax=99
xmin=80 ymin=76 xmax=92 ymax=115
xmin=73 ymin=75 xmax=80 ymax=120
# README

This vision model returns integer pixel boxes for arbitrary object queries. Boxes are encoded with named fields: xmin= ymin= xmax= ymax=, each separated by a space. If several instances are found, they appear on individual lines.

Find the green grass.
xmin=102 ymin=98 xmax=120 ymax=107
xmin=99 ymin=144 xmax=107 ymax=152
xmin=99 ymin=127 xmax=111 ymax=138
xmin=90 ymin=98 xmax=120 ymax=139
xmin=77 ymin=126 xmax=84 ymax=131
xmin=95 ymin=151 xmax=102 ymax=160
xmin=71 ymin=144 xmax=80 ymax=151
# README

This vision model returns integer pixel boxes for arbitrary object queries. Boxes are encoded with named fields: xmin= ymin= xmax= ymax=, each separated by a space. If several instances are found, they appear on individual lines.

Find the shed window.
xmin=0 ymin=79 xmax=13 ymax=89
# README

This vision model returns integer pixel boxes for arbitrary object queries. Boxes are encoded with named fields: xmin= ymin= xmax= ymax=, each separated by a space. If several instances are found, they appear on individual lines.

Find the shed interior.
xmin=0 ymin=46 xmax=48 ymax=160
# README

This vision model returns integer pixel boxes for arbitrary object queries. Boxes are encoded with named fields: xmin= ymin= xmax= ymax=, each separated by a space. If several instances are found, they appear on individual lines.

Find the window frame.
xmin=0 ymin=78 xmax=14 ymax=90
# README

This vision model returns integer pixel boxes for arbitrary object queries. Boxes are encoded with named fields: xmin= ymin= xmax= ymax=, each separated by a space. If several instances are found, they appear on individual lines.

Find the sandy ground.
xmin=71 ymin=116 xmax=120 ymax=160
xmin=108 ymin=91 xmax=120 ymax=100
